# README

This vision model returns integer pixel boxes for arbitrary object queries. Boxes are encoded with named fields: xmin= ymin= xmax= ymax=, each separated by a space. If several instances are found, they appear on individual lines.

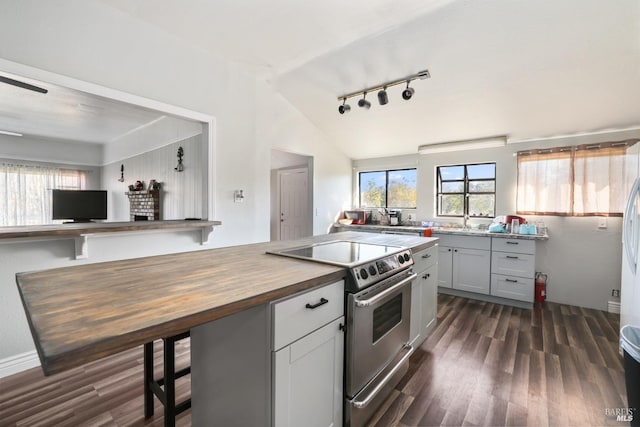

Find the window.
xmin=436 ymin=163 xmax=496 ymax=217
xmin=359 ymin=168 xmax=417 ymax=208
xmin=0 ymin=163 xmax=88 ymax=226
xmin=516 ymin=141 xmax=634 ymax=216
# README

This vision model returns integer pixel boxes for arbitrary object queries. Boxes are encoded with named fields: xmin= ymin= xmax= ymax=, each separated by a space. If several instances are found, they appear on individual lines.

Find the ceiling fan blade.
xmin=0 ymin=75 xmax=48 ymax=94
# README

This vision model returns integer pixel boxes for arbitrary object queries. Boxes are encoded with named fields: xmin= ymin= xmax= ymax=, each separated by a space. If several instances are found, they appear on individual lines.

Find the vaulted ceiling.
xmin=2 ymin=0 xmax=639 ymax=159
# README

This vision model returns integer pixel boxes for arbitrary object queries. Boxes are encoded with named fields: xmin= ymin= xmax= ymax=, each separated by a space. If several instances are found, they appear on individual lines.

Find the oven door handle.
xmin=352 ymin=344 xmax=414 ymax=409
xmin=354 ymin=272 xmax=416 ymax=307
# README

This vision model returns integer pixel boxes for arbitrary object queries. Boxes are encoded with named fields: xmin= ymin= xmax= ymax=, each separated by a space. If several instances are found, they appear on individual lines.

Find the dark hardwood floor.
xmin=0 ymin=295 xmax=626 ymax=426
xmin=368 ymin=294 xmax=627 ymax=427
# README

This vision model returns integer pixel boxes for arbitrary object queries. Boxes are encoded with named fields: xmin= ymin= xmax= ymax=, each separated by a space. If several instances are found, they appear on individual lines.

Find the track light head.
xmin=338 ymin=98 xmax=351 ymax=114
xmin=402 ymin=81 xmax=415 ymax=100
xmin=377 ymin=88 xmax=389 ymax=105
xmin=358 ymin=92 xmax=371 ymax=109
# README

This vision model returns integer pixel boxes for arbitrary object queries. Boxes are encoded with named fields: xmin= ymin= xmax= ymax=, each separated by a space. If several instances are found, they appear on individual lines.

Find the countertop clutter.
xmin=332 ymin=223 xmax=549 ymax=241
xmin=15 ymin=231 xmax=436 ymax=376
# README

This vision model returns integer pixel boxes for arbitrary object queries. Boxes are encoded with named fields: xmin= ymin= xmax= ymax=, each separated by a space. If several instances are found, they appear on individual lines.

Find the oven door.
xmin=345 ymin=269 xmax=415 ymax=398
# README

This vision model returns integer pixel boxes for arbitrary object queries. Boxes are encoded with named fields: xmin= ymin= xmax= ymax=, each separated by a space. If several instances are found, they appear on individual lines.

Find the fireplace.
xmin=127 ymin=190 xmax=160 ymax=221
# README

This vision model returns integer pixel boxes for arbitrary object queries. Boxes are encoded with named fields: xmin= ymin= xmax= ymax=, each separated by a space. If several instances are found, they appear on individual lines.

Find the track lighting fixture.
xmin=336 ymin=69 xmax=430 ymax=114
xmin=402 ymin=81 xmax=415 ymax=100
xmin=358 ymin=92 xmax=371 ymax=109
xmin=377 ymin=87 xmax=389 ymax=105
xmin=338 ymin=98 xmax=351 ymax=114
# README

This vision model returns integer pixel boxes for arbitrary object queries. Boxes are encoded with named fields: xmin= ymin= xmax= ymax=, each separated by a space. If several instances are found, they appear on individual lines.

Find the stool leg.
xmin=164 ymin=337 xmax=176 ymax=427
xmin=143 ymin=342 xmax=154 ymax=418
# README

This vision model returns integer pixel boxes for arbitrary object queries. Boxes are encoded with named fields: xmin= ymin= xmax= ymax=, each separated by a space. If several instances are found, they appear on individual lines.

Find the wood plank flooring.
xmin=0 ymin=295 xmax=627 ymax=426
xmin=368 ymin=294 xmax=627 ymax=427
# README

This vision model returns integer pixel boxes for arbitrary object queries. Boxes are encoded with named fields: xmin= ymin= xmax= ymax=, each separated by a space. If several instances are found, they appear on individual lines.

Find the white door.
xmin=279 ymin=168 xmax=310 ymax=241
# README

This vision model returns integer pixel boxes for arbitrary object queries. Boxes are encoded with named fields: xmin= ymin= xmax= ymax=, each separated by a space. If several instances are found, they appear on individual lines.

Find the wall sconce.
xmin=337 ymin=69 xmax=430 ymax=113
xmin=175 ymin=146 xmax=184 ymax=172
xmin=234 ymin=189 xmax=245 ymax=203
xmin=117 ymin=164 xmax=125 ymax=182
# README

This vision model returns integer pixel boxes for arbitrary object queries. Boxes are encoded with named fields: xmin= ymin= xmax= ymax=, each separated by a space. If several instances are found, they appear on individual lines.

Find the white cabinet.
xmin=272 ymin=280 xmax=345 ymax=427
xmin=191 ymin=280 xmax=344 ymax=427
xmin=410 ymin=245 xmax=438 ymax=346
xmin=490 ymin=238 xmax=536 ymax=302
xmin=274 ymin=317 xmax=344 ymax=427
xmin=435 ymin=235 xmax=491 ymax=295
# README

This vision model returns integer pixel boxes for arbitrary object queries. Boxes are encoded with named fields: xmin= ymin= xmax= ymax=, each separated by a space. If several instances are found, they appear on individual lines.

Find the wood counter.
xmin=16 ymin=231 xmax=437 ymax=375
xmin=0 ymin=219 xmax=222 ymax=240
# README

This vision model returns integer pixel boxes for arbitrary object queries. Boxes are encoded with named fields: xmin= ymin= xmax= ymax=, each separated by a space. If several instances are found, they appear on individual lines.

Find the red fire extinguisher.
xmin=535 ymin=273 xmax=547 ymax=303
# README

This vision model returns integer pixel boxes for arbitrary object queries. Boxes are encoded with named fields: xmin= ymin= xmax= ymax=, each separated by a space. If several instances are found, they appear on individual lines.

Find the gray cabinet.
xmin=410 ymin=245 xmax=438 ymax=346
xmin=272 ymin=280 xmax=345 ymax=427
xmin=191 ymin=280 xmax=345 ymax=427
xmin=435 ymin=234 xmax=491 ymax=295
xmin=491 ymin=238 xmax=536 ymax=302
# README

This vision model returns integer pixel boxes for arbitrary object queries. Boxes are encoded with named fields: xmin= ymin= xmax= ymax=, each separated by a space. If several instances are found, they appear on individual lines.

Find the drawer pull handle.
xmin=506 ymin=279 xmax=519 ymax=283
xmin=422 ymin=254 xmax=431 ymax=259
xmin=506 ymin=255 xmax=519 ymax=259
xmin=305 ymin=298 xmax=328 ymax=309
xmin=506 ymin=241 xmax=519 ymax=245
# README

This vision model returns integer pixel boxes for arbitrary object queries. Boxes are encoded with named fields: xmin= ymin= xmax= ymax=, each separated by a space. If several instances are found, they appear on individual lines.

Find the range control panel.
xmin=349 ymin=249 xmax=414 ymax=291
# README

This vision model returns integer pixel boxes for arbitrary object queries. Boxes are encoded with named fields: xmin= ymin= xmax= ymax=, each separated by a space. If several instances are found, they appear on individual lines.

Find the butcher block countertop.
xmin=16 ymin=231 xmax=437 ymax=375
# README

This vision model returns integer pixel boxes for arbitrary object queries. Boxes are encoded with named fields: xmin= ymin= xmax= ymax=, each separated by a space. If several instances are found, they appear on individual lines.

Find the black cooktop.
xmin=268 ymin=240 xmax=403 ymax=268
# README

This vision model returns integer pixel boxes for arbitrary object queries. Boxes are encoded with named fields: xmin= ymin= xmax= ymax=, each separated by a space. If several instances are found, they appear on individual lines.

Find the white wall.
xmin=0 ymin=0 xmax=353 ymax=368
xmin=0 ymin=134 xmax=103 ymax=166
xmin=102 ymin=135 xmax=206 ymax=221
xmin=360 ymin=129 xmax=640 ymax=311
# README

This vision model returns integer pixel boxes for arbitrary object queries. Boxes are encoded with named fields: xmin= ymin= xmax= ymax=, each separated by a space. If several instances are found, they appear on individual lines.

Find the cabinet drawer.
xmin=432 ymin=234 xmax=491 ymax=250
xmin=491 ymin=274 xmax=534 ymax=302
xmin=413 ymin=245 xmax=438 ymax=272
xmin=492 ymin=238 xmax=535 ymax=254
xmin=491 ymin=252 xmax=535 ymax=278
xmin=273 ymin=280 xmax=344 ymax=351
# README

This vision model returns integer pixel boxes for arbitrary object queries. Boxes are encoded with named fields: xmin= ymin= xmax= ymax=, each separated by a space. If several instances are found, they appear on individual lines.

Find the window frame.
xmin=358 ymin=168 xmax=417 ymax=209
xmin=436 ymin=162 xmax=496 ymax=218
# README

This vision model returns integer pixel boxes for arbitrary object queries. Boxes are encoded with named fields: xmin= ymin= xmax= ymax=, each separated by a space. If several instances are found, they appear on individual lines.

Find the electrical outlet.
xmin=598 ymin=218 xmax=607 ymax=229
xmin=612 ymin=289 xmax=620 ymax=297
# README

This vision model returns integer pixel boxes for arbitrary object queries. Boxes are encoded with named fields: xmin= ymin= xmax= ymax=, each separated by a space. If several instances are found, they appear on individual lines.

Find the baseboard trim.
xmin=608 ymin=300 xmax=621 ymax=314
xmin=0 ymin=350 xmax=40 ymax=379
xmin=438 ymin=287 xmax=533 ymax=309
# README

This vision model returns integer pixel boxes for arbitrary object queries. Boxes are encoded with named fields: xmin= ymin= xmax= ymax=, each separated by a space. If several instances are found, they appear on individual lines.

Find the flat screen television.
xmin=52 ymin=190 xmax=108 ymax=223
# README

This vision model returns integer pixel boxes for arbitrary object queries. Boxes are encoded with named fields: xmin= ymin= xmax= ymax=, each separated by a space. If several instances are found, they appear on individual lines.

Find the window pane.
xmin=467 ymin=163 xmax=495 ymax=180
xmin=388 ymin=169 xmax=417 ymax=208
xmin=469 ymin=180 xmax=495 ymax=192
xmin=441 ymin=181 xmax=464 ymax=193
xmin=360 ymin=171 xmax=386 ymax=207
xmin=439 ymin=194 xmax=464 ymax=216
xmin=440 ymin=166 xmax=464 ymax=180
xmin=469 ymin=194 xmax=495 ymax=217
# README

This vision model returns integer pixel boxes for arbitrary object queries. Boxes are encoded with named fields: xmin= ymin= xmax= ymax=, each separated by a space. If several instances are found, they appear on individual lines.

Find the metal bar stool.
xmin=144 ymin=331 xmax=191 ymax=427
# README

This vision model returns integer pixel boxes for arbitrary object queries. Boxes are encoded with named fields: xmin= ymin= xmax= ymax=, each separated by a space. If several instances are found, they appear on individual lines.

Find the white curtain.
xmin=517 ymin=141 xmax=633 ymax=216
xmin=0 ymin=163 xmax=87 ymax=226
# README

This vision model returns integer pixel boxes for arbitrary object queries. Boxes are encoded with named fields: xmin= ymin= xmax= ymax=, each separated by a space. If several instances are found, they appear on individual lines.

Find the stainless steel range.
xmin=269 ymin=240 xmax=416 ymax=427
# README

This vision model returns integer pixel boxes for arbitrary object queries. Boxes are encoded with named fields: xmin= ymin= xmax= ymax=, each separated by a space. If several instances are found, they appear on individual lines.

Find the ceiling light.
xmin=336 ymin=69 xmax=430 ymax=114
xmin=338 ymin=98 xmax=351 ymax=114
xmin=0 ymin=130 xmax=23 ymax=137
xmin=358 ymin=92 xmax=371 ymax=109
xmin=377 ymin=87 xmax=389 ymax=105
xmin=402 ymin=81 xmax=415 ymax=100
xmin=418 ymin=136 xmax=507 ymax=154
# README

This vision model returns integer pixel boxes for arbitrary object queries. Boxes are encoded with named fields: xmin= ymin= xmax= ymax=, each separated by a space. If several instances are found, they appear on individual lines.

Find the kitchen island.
xmin=16 ymin=231 xmax=437 ymax=426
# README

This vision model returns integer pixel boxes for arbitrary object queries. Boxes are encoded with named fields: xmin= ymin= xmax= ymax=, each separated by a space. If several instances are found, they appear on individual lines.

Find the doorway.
xmin=270 ymin=150 xmax=313 ymax=241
